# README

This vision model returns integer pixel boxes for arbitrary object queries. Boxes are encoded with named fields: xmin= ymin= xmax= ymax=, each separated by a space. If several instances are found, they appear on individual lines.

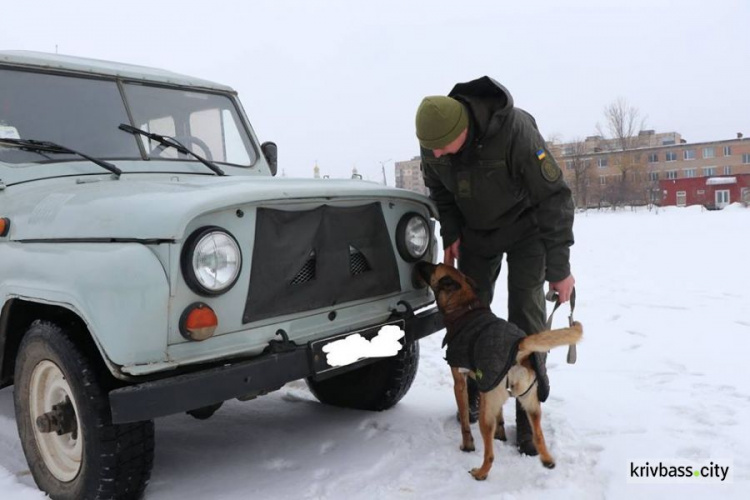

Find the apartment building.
xmin=553 ymin=132 xmax=750 ymax=208
xmin=394 ymin=132 xmax=750 ymax=209
xmin=394 ymin=156 xmax=428 ymax=195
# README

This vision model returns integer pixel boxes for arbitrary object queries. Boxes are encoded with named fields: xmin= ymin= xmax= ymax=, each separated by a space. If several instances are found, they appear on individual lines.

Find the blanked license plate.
xmin=309 ymin=320 xmax=405 ymax=377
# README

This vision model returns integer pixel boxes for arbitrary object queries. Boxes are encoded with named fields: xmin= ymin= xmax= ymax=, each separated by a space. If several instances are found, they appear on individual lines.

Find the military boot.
xmin=467 ymin=375 xmax=480 ymax=423
xmin=516 ymin=399 xmax=538 ymax=456
xmin=532 ymin=352 xmax=550 ymax=402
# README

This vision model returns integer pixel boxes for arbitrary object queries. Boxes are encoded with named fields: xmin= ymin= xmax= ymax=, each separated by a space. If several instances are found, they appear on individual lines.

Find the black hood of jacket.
xmin=448 ymin=76 xmax=514 ymax=139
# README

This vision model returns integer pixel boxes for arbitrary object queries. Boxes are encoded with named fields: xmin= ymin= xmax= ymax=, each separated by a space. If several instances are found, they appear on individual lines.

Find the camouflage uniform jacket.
xmin=420 ymin=76 xmax=575 ymax=282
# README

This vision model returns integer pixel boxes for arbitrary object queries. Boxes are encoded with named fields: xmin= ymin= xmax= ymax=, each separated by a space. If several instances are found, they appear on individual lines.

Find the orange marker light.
xmin=180 ymin=303 xmax=218 ymax=341
xmin=0 ymin=218 xmax=9 ymax=237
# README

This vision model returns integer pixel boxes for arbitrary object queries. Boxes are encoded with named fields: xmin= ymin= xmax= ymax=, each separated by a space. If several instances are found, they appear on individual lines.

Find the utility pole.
xmin=379 ymin=158 xmax=391 ymax=186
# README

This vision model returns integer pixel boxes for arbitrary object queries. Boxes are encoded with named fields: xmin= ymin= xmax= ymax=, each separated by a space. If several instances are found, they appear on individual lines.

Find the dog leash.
xmin=544 ymin=287 xmax=577 ymax=364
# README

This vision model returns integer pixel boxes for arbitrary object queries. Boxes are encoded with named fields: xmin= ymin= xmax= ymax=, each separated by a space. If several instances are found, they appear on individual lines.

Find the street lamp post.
xmin=379 ymin=158 xmax=392 ymax=186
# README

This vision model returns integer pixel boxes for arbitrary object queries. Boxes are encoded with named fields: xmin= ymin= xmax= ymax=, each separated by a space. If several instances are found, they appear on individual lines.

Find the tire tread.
xmin=14 ymin=320 xmax=154 ymax=500
xmin=307 ymin=340 xmax=420 ymax=411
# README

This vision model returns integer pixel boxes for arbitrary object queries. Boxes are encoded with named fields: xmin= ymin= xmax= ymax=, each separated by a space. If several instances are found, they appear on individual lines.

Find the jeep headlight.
xmin=182 ymin=227 xmax=242 ymax=296
xmin=396 ymin=213 xmax=430 ymax=262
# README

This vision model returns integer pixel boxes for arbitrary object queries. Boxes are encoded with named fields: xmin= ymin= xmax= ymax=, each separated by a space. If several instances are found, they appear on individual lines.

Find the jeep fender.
xmin=0 ymin=242 xmax=169 ymax=371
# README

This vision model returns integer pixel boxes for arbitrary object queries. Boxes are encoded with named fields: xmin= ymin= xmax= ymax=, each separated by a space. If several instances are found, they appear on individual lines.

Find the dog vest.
xmin=442 ymin=309 xmax=527 ymax=393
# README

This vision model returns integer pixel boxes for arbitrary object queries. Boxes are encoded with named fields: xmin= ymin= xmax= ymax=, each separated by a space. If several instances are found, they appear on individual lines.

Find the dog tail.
xmin=516 ymin=321 xmax=583 ymax=362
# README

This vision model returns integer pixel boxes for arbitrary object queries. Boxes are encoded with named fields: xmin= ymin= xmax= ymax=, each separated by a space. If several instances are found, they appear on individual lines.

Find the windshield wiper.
xmin=118 ymin=124 xmax=225 ymax=176
xmin=0 ymin=138 xmax=122 ymax=178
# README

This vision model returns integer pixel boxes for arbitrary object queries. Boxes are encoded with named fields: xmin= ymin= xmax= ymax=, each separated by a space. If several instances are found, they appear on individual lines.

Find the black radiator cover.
xmin=243 ymin=203 xmax=401 ymax=323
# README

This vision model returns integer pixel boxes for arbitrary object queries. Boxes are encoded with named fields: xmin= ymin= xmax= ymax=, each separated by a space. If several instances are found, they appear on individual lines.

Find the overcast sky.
xmin=3 ymin=0 xmax=748 ymax=181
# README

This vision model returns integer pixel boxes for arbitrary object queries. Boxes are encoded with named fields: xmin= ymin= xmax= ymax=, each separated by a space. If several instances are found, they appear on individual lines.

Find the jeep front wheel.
xmin=14 ymin=321 xmax=154 ymax=500
xmin=306 ymin=340 xmax=419 ymax=411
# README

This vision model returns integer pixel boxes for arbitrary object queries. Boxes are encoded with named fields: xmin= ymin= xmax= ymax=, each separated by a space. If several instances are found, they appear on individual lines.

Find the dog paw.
xmin=460 ymin=443 xmax=475 ymax=452
xmin=542 ymin=459 xmax=556 ymax=469
xmin=469 ymin=468 xmax=488 ymax=481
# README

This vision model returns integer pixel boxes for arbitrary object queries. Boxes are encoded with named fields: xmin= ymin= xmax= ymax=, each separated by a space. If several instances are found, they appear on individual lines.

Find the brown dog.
xmin=415 ymin=262 xmax=582 ymax=480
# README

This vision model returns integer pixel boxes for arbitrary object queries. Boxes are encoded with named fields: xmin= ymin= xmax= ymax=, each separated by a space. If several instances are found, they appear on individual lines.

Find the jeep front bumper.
xmin=109 ymin=306 xmax=443 ymax=424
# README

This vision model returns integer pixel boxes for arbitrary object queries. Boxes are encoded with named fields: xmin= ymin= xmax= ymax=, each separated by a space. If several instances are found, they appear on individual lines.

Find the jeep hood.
xmin=6 ymin=175 xmax=436 ymax=241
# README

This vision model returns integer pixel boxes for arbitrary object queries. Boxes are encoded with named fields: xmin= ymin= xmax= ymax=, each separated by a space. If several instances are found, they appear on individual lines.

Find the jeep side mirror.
xmin=261 ymin=142 xmax=278 ymax=176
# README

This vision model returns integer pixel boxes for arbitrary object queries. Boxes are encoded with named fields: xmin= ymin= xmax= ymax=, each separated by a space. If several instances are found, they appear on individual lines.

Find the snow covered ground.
xmin=1 ymin=205 xmax=749 ymax=499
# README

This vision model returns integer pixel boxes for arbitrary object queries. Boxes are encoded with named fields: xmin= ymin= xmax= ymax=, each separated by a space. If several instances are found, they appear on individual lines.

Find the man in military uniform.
xmin=415 ymin=76 xmax=575 ymax=456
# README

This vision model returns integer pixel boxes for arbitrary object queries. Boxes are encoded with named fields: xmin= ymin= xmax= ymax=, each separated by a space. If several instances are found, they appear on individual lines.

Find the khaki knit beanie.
xmin=415 ymin=96 xmax=468 ymax=149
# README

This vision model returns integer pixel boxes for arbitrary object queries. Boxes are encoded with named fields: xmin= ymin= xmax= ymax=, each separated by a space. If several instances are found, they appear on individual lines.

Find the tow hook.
xmin=392 ymin=300 xmax=415 ymax=319
xmin=265 ymin=329 xmax=297 ymax=354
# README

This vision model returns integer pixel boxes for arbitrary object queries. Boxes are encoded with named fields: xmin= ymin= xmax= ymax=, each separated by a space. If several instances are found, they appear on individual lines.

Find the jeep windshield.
xmin=0 ymin=67 xmax=256 ymax=167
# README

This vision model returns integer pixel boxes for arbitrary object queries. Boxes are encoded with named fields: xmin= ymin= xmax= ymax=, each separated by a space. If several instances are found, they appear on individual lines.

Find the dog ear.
xmin=465 ymin=275 xmax=480 ymax=293
xmin=438 ymin=276 xmax=461 ymax=292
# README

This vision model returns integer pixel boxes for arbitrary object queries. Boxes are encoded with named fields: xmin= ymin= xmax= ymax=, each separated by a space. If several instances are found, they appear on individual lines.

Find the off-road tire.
xmin=14 ymin=321 xmax=154 ymax=500
xmin=306 ymin=340 xmax=419 ymax=411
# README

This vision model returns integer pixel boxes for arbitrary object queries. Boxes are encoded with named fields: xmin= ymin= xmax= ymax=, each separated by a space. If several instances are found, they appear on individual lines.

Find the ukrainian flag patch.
xmin=536 ymin=149 xmax=547 ymax=160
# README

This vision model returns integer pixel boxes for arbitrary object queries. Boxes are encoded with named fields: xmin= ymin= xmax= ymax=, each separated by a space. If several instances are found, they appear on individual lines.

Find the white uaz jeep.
xmin=0 ymin=51 xmax=441 ymax=500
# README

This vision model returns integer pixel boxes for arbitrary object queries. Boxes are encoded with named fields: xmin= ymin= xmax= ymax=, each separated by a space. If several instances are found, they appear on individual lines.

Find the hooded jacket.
xmin=420 ymin=77 xmax=574 ymax=282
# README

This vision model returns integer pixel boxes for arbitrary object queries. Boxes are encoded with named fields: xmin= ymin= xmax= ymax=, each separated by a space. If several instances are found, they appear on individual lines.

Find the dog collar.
xmin=442 ymin=301 xmax=488 ymax=335
xmin=441 ymin=304 xmax=488 ymax=348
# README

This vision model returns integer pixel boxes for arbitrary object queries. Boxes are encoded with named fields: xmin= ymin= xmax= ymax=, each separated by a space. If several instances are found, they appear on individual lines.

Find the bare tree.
xmin=546 ymin=132 xmax=563 ymax=145
xmin=596 ymin=98 xmax=646 ymax=151
xmin=564 ymin=138 xmax=594 ymax=208
xmin=595 ymin=98 xmax=649 ymax=208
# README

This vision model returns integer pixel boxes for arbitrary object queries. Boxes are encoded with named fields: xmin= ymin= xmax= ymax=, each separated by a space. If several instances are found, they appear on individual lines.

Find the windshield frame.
xmin=119 ymin=79 xmax=260 ymax=168
xmin=0 ymin=64 xmax=259 ymax=169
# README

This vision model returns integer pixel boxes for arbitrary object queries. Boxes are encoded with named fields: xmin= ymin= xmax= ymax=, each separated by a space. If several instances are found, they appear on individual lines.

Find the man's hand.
xmin=443 ymin=239 xmax=461 ymax=267
xmin=549 ymin=274 xmax=575 ymax=303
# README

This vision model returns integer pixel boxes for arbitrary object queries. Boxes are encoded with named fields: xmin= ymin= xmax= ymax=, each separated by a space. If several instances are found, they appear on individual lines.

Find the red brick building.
xmin=659 ymin=173 xmax=750 ymax=209
xmin=554 ymin=132 xmax=750 ymax=208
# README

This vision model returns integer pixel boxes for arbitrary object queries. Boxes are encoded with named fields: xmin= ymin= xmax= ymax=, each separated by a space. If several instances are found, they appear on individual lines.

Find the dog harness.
xmin=507 ymin=373 xmax=537 ymax=399
xmin=442 ymin=309 xmax=527 ymax=393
